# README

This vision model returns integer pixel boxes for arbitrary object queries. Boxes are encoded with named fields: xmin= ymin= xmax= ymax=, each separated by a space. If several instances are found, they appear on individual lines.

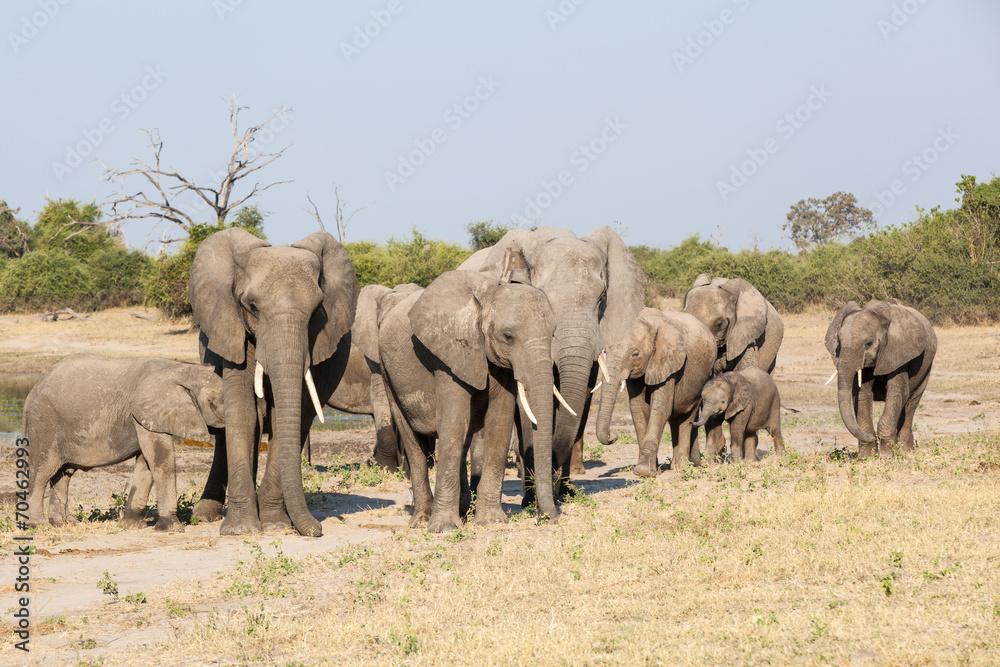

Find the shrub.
xmin=346 ymin=228 xmax=472 ymax=288
xmin=0 ymin=250 xmax=95 ymax=312
xmin=88 ymin=247 xmax=151 ymax=308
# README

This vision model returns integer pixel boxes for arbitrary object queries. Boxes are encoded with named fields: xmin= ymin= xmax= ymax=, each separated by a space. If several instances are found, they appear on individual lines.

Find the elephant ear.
xmin=189 ymin=228 xmax=269 ymax=365
xmin=583 ymin=226 xmax=647 ymax=349
xmin=824 ymin=301 xmax=862 ymax=360
xmin=724 ymin=279 xmax=768 ymax=362
xmin=409 ymin=271 xmax=490 ymax=390
xmin=643 ymin=312 xmax=687 ymax=385
xmin=354 ymin=285 xmax=393 ymax=363
xmin=725 ymin=375 xmax=752 ymax=420
xmin=292 ymin=232 xmax=360 ymax=365
xmin=130 ymin=379 xmax=210 ymax=443
xmin=875 ymin=304 xmax=929 ymax=375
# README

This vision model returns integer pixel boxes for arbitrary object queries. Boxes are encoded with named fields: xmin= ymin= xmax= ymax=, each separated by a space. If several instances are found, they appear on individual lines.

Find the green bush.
xmin=88 ymin=247 xmax=151 ymax=308
xmin=0 ymin=250 xmax=95 ymax=312
xmin=346 ymin=228 xmax=472 ymax=288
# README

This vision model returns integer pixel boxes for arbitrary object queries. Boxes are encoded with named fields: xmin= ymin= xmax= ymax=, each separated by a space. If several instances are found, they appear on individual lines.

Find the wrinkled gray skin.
xmin=336 ymin=283 xmax=422 ymax=472
xmin=693 ymin=367 xmax=784 ymax=462
xmin=378 ymin=271 xmax=558 ymax=531
xmin=825 ymin=299 xmax=936 ymax=458
xmin=595 ymin=308 xmax=715 ymax=477
xmin=23 ymin=354 xmax=224 ymax=531
xmin=459 ymin=226 xmax=645 ymax=503
xmin=189 ymin=228 xmax=358 ymax=537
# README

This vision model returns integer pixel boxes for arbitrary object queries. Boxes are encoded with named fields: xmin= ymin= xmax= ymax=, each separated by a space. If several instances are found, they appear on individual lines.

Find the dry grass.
xmin=12 ymin=432 xmax=999 ymax=666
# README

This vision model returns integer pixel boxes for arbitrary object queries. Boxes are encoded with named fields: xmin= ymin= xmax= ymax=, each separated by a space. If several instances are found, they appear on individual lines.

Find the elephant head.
xmin=824 ymin=299 xmax=930 ymax=444
xmin=473 ymin=226 xmax=646 ymax=469
xmin=595 ymin=308 xmax=688 ymax=446
xmin=407 ymin=270 xmax=560 ymax=520
xmin=683 ymin=274 xmax=769 ymax=369
xmin=190 ymin=227 xmax=358 ymax=536
xmin=353 ymin=283 xmax=421 ymax=368
xmin=131 ymin=361 xmax=225 ymax=442
xmin=692 ymin=373 xmax=750 ymax=427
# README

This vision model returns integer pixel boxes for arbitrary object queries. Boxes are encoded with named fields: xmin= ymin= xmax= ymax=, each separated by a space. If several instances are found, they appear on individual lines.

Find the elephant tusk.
xmin=620 ymin=380 xmax=626 ymax=392
xmin=597 ymin=353 xmax=611 ymax=384
xmin=553 ymin=386 xmax=577 ymax=417
xmin=304 ymin=368 xmax=325 ymax=424
xmin=254 ymin=362 xmax=265 ymax=399
xmin=857 ymin=369 xmax=863 ymax=386
xmin=517 ymin=381 xmax=537 ymax=425
xmin=591 ymin=381 xmax=603 ymax=394
xmin=824 ymin=370 xmax=837 ymax=386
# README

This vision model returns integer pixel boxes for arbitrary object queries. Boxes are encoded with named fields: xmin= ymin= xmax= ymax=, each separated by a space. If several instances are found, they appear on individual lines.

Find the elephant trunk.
xmin=837 ymin=354 xmax=876 ymax=444
xmin=268 ymin=344 xmax=322 ymax=537
xmin=693 ymin=400 xmax=718 ymax=428
xmin=550 ymin=329 xmax=598 ymax=457
xmin=595 ymin=350 xmax=626 ymax=446
xmin=523 ymin=365 xmax=557 ymax=521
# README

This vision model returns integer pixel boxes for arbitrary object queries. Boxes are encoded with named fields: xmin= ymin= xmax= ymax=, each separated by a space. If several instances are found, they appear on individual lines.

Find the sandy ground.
xmin=0 ymin=306 xmax=998 ymax=662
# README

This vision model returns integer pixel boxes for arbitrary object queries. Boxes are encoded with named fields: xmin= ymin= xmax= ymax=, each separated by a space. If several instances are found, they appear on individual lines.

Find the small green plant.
xmin=890 ymin=551 xmax=904 ymax=567
xmin=743 ymin=543 xmax=764 ymax=565
xmin=229 ymin=540 xmax=302 ymax=598
xmin=96 ymin=572 xmax=118 ymax=598
xmin=390 ymin=627 xmax=419 ymax=655
xmin=446 ymin=528 xmax=470 ymax=543
xmin=614 ymin=432 xmax=638 ymax=445
xmin=562 ymin=482 xmax=597 ymax=509
xmin=879 ymin=572 xmax=897 ymax=596
xmin=176 ymin=493 xmax=200 ymax=525
xmin=242 ymin=602 xmax=270 ymax=636
xmin=124 ymin=592 xmax=147 ymax=605
xmin=76 ymin=493 xmax=128 ymax=523
xmin=584 ymin=442 xmax=606 ymax=461
xmin=633 ymin=477 xmax=666 ymax=509
xmin=78 ymin=637 xmax=98 ymax=650
xmin=165 ymin=598 xmax=193 ymax=617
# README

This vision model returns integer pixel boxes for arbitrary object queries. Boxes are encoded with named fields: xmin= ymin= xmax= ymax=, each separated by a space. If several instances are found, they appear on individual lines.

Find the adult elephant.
xmin=329 ymin=283 xmax=421 ymax=472
xmin=378 ymin=270 xmax=560 ymax=530
xmin=460 ymin=226 xmax=646 ymax=498
xmin=190 ymin=228 xmax=358 ymax=537
xmin=594 ymin=308 xmax=715 ymax=476
xmin=683 ymin=274 xmax=784 ymax=376
xmin=825 ymin=299 xmax=936 ymax=458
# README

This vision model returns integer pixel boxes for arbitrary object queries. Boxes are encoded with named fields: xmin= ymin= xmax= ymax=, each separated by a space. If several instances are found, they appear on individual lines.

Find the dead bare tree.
xmin=302 ymin=184 xmax=373 ymax=244
xmin=100 ymin=95 xmax=292 ymax=248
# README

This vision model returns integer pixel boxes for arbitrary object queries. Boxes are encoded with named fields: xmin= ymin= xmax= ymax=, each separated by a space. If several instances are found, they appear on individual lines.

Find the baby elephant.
xmin=23 ymin=354 xmax=224 ymax=531
xmin=694 ymin=367 xmax=784 ymax=462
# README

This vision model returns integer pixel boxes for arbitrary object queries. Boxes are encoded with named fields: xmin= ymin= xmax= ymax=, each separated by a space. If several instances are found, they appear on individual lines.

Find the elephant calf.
xmin=694 ymin=367 xmax=784 ymax=462
xmin=23 ymin=354 xmax=224 ymax=531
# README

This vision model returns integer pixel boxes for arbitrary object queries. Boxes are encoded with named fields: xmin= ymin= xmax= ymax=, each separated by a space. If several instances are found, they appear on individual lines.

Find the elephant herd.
xmin=21 ymin=225 xmax=938 ymax=536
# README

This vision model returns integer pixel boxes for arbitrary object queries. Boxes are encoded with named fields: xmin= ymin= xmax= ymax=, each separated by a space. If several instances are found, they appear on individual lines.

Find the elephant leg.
xmin=369 ymin=374 xmax=400 ymax=472
xmin=220 ymin=361 xmax=262 ymax=535
xmin=391 ymin=399 xmax=433 ymax=526
xmin=703 ymin=415 xmax=727 ymax=464
xmin=428 ymin=379 xmax=472 ymax=533
xmin=47 ymin=467 xmax=78 ymax=527
xmin=898 ymin=371 xmax=930 ymax=453
xmin=569 ymin=392 xmax=592 ymax=476
xmin=135 ymin=428 xmax=182 ymax=532
xmin=193 ymin=428 xmax=227 ymax=523
xmin=468 ymin=432 xmax=484 ymax=498
xmin=517 ymin=407 xmax=537 ymax=509
xmin=744 ymin=431 xmax=759 ymax=462
xmin=877 ymin=373 xmax=911 ymax=456
xmin=634 ymin=383 xmax=671 ymax=478
xmin=258 ymin=427 xmax=293 ymax=531
xmin=768 ymin=401 xmax=786 ymax=457
xmin=627 ymin=383 xmax=650 ymax=444
xmin=677 ymin=410 xmax=700 ymax=466
xmin=460 ymin=436 xmax=472 ymax=518
xmin=122 ymin=454 xmax=153 ymax=528
xmin=474 ymin=383 xmax=515 ymax=526
xmin=856 ymin=379 xmax=877 ymax=459
xmin=729 ymin=414 xmax=750 ymax=460
xmin=26 ymin=447 xmax=60 ymax=527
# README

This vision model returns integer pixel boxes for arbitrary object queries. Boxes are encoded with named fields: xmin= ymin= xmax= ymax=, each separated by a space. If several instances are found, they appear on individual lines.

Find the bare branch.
xmin=303 ymin=192 xmax=326 ymax=233
xmin=332 ymin=183 xmax=374 ymax=244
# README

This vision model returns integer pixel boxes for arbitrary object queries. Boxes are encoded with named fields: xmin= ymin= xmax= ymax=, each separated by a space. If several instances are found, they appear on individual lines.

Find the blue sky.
xmin=2 ymin=1 xmax=998 ymax=252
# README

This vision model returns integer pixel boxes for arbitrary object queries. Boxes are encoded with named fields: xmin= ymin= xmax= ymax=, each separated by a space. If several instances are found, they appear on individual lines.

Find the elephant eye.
xmin=502 ymin=333 xmax=514 ymax=344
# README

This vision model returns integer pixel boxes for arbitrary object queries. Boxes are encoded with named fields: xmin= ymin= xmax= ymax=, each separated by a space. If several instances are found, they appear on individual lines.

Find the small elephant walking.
xmin=694 ymin=367 xmax=784 ymax=462
xmin=23 ymin=354 xmax=224 ymax=530
xmin=825 ymin=299 xmax=936 ymax=457
xmin=594 ymin=307 xmax=715 ymax=477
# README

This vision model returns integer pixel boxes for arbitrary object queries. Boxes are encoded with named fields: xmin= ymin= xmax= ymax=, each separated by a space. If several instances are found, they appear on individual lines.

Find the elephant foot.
xmin=473 ymin=503 xmax=508 ymax=526
xmin=427 ymin=512 xmax=463 ymax=534
xmin=192 ymin=499 xmax=225 ymax=523
xmin=154 ymin=516 xmax=184 ymax=533
xmin=48 ymin=513 xmax=81 ymax=527
xmin=409 ymin=507 xmax=432 ymax=527
xmin=570 ymin=462 xmax=586 ymax=476
xmin=120 ymin=512 xmax=147 ymax=529
xmin=858 ymin=442 xmax=878 ymax=460
xmin=220 ymin=509 xmax=262 ymax=536
xmin=291 ymin=516 xmax=323 ymax=538
xmin=632 ymin=463 xmax=659 ymax=478
xmin=260 ymin=506 xmax=293 ymax=532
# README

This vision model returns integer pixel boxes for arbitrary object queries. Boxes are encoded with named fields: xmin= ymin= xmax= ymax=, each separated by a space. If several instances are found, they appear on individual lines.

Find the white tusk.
xmin=517 ymin=381 xmax=537 ymax=425
xmin=620 ymin=380 xmax=626 ymax=391
xmin=591 ymin=381 xmax=603 ymax=394
xmin=553 ymin=386 xmax=577 ymax=417
xmin=857 ymin=369 xmax=863 ymax=386
xmin=824 ymin=370 xmax=837 ymax=386
xmin=304 ymin=368 xmax=325 ymax=424
xmin=597 ymin=353 xmax=611 ymax=383
xmin=254 ymin=362 xmax=264 ymax=398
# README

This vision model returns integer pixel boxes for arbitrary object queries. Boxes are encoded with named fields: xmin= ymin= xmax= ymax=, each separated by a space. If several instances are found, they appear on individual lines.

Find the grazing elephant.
xmin=378 ymin=270 xmax=559 ymax=531
xmin=337 ymin=283 xmax=422 ymax=472
xmin=190 ymin=228 xmax=358 ymax=537
xmin=594 ymin=308 xmax=715 ymax=477
xmin=683 ymin=274 xmax=784 ymax=376
xmin=23 ymin=354 xmax=224 ymax=531
xmin=459 ymin=226 xmax=646 ymax=501
xmin=693 ymin=367 xmax=784 ymax=462
xmin=825 ymin=299 xmax=936 ymax=458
